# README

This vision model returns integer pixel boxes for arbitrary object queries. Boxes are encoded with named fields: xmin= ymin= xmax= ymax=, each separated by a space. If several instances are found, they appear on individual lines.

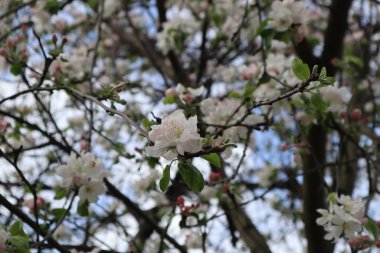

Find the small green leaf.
xmin=163 ymin=95 xmax=176 ymax=104
xmin=365 ymin=218 xmax=379 ymax=239
xmin=311 ymin=93 xmax=328 ymax=111
xmin=51 ymin=208 xmax=66 ymax=219
xmin=112 ymin=142 xmax=125 ymax=153
xmin=54 ymin=188 xmax=67 ymax=200
xmin=178 ymin=162 xmax=204 ymax=192
xmin=200 ymin=153 xmax=221 ymax=168
xmin=319 ymin=67 xmax=327 ymax=78
xmin=77 ymin=200 xmax=89 ymax=216
xmin=159 ymin=165 xmax=171 ymax=192
xmin=345 ymin=54 xmax=363 ymax=68
xmin=44 ymin=0 xmax=59 ymax=13
xmin=256 ymin=18 xmax=270 ymax=35
xmin=311 ymin=65 xmax=319 ymax=76
xmin=258 ymin=74 xmax=271 ymax=85
xmin=10 ymin=64 xmax=22 ymax=76
xmin=8 ymin=235 xmax=30 ymax=253
xmin=9 ymin=221 xmax=27 ymax=237
xmin=292 ymin=58 xmax=310 ymax=81
xmin=260 ymin=29 xmax=275 ymax=49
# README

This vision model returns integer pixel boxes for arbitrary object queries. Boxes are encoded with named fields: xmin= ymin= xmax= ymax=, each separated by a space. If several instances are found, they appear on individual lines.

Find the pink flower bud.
xmin=21 ymin=48 xmax=28 ymax=61
xmin=176 ymin=196 xmax=185 ymax=207
xmin=209 ymin=172 xmax=222 ymax=183
xmin=52 ymin=34 xmax=58 ymax=44
xmin=348 ymin=235 xmax=370 ymax=249
xmin=36 ymin=197 xmax=45 ymax=207
xmin=350 ymin=108 xmax=362 ymax=121
xmin=0 ymin=47 xmax=7 ymax=57
xmin=80 ymin=140 xmax=89 ymax=151
xmin=241 ymin=72 xmax=254 ymax=80
xmin=222 ymin=183 xmax=229 ymax=191
xmin=181 ymin=205 xmax=191 ymax=214
xmin=0 ymin=120 xmax=9 ymax=133
xmin=6 ymin=38 xmax=14 ymax=48
xmin=62 ymin=36 xmax=68 ymax=45
xmin=182 ymin=94 xmax=194 ymax=103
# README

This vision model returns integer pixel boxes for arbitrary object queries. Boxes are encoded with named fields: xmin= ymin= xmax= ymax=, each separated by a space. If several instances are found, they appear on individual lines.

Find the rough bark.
xmin=220 ymin=197 xmax=272 ymax=253
xmin=300 ymin=1 xmax=353 ymax=253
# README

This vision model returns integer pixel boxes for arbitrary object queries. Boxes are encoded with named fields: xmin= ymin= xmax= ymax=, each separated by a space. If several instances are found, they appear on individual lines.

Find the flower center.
xmin=175 ymin=127 xmax=183 ymax=138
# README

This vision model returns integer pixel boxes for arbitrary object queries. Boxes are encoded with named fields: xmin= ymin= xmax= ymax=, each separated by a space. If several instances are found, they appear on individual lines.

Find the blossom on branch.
xmin=145 ymin=110 xmax=202 ymax=160
xmin=316 ymin=193 xmax=365 ymax=242
xmin=56 ymin=152 xmax=106 ymax=203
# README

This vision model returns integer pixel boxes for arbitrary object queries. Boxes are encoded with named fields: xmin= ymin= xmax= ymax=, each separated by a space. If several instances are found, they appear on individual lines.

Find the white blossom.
xmin=156 ymin=11 xmax=198 ymax=54
xmin=53 ymin=224 xmax=72 ymax=241
xmin=145 ymin=110 xmax=202 ymax=160
xmin=176 ymin=83 xmax=204 ymax=103
xmin=318 ymin=86 xmax=352 ymax=113
xmin=268 ymin=0 xmax=307 ymax=32
xmin=56 ymin=152 xmax=106 ymax=202
xmin=316 ymin=194 xmax=365 ymax=242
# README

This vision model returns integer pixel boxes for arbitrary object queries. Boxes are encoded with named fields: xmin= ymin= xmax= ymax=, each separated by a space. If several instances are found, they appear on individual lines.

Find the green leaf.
xmin=178 ymin=162 xmax=204 ymax=192
xmin=256 ymin=18 xmax=270 ymax=35
xmin=260 ymin=29 xmax=275 ymax=49
xmin=54 ymin=188 xmax=67 ymax=200
xmin=77 ymin=200 xmax=89 ymax=216
xmin=345 ymin=54 xmax=363 ymax=68
xmin=44 ymin=0 xmax=59 ymax=13
xmin=163 ymin=95 xmax=176 ymax=104
xmin=159 ymin=165 xmax=171 ymax=192
xmin=200 ymin=153 xmax=221 ymax=168
xmin=311 ymin=93 xmax=328 ymax=112
xmin=258 ymin=74 xmax=271 ymax=85
xmin=51 ymin=208 xmax=66 ymax=219
xmin=365 ymin=218 xmax=379 ymax=239
xmin=319 ymin=67 xmax=327 ymax=79
xmin=142 ymin=118 xmax=155 ymax=129
xmin=87 ymin=0 xmax=99 ymax=10
xmin=112 ymin=142 xmax=125 ymax=153
xmin=9 ymin=221 xmax=27 ymax=237
xmin=8 ymin=235 xmax=30 ymax=253
xmin=292 ymin=58 xmax=310 ymax=81
xmin=10 ymin=64 xmax=22 ymax=76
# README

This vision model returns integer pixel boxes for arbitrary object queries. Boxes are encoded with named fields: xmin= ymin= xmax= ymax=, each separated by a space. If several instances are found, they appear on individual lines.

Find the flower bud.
xmin=176 ymin=196 xmax=185 ymax=207
xmin=350 ymin=108 xmax=362 ymax=121
xmin=52 ymin=34 xmax=58 ymax=44
xmin=6 ymin=38 xmax=14 ymax=48
xmin=62 ymin=36 xmax=68 ymax=45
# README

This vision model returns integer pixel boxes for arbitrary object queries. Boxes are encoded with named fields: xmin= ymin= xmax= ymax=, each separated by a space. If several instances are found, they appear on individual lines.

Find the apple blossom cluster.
xmin=156 ymin=11 xmax=199 ymax=54
xmin=268 ymin=0 xmax=308 ymax=32
xmin=56 ymin=152 xmax=106 ymax=202
xmin=165 ymin=84 xmax=204 ymax=104
xmin=316 ymin=193 xmax=365 ymax=242
xmin=318 ymin=86 xmax=352 ymax=113
xmin=145 ymin=110 xmax=202 ymax=160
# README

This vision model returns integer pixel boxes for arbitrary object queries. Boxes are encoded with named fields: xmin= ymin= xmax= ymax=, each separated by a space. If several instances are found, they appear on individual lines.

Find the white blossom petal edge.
xmin=145 ymin=110 xmax=202 ymax=160
xmin=56 ymin=152 xmax=106 ymax=203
